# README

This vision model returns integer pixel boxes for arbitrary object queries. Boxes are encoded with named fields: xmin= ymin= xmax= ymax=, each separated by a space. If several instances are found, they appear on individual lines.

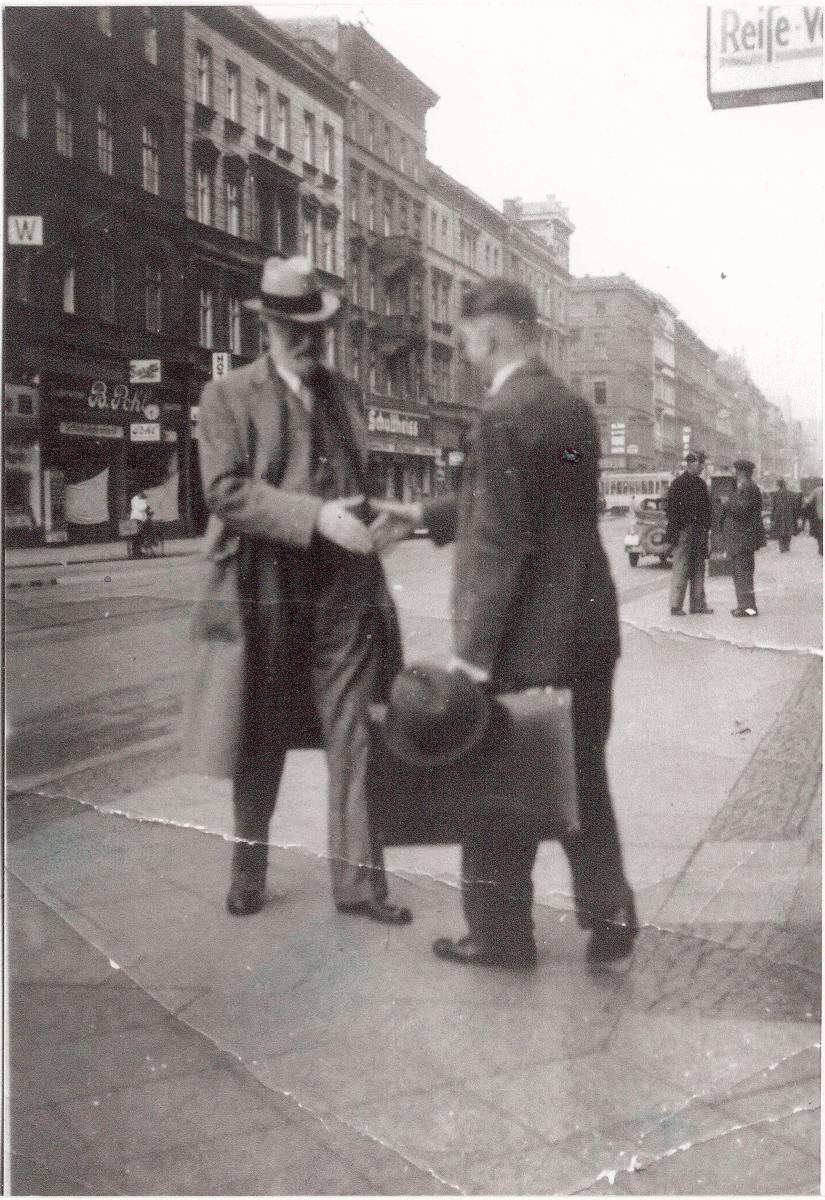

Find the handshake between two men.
xmin=316 ymin=495 xmax=424 ymax=556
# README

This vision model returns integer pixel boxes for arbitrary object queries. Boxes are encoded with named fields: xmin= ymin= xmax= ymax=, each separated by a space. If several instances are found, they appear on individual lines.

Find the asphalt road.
xmin=5 ymin=517 xmax=669 ymax=788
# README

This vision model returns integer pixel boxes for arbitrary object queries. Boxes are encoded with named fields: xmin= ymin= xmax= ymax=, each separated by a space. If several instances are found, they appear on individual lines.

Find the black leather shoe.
xmin=587 ymin=899 xmax=638 ymax=964
xmin=689 ymin=606 xmax=715 ymax=614
xmin=226 ymin=879 xmax=266 ymax=917
xmin=432 ymin=935 xmax=537 ymax=970
xmin=338 ymin=899 xmax=413 ymax=925
xmin=731 ymin=607 xmax=758 ymax=617
xmin=670 ymin=607 xmax=686 ymax=616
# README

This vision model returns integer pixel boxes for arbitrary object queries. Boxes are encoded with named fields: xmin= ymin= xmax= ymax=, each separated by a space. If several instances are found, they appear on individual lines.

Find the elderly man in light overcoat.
xmin=184 ymin=256 xmax=410 ymax=925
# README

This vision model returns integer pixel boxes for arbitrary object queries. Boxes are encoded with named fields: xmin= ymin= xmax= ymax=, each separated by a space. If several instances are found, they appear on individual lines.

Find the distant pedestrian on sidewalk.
xmin=664 ymin=451 xmax=714 ymax=616
xmin=183 ymin=256 xmax=410 ymax=926
xmin=129 ymin=491 xmax=150 ymax=557
xmin=373 ymin=280 xmax=637 ymax=969
xmin=720 ymin=459 xmax=765 ymax=617
xmin=771 ymin=479 xmax=796 ymax=552
xmin=804 ymin=485 xmax=823 ymax=556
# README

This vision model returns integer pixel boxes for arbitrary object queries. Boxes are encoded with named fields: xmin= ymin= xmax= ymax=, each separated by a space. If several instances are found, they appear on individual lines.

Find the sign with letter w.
xmin=8 ymin=216 xmax=43 ymax=245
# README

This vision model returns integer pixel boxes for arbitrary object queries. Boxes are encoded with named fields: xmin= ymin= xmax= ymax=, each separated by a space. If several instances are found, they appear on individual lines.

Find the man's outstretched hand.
xmin=371 ymin=500 xmax=423 ymax=553
xmin=316 ymin=495 xmax=374 ymax=554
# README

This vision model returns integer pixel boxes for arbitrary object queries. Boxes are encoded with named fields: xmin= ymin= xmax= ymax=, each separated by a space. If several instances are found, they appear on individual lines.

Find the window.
xmin=441 ymin=216 xmax=448 ymax=246
xmin=369 ymin=268 xmax=376 ymax=311
xmin=399 ymin=136 xmax=407 ymax=174
xmin=199 ymin=288 xmax=214 ymax=348
xmin=493 ymin=247 xmax=500 ymax=273
xmin=350 ymin=170 xmax=360 ymax=222
xmin=276 ymin=95 xmax=290 ymax=149
xmin=352 ymin=343 xmax=361 ymax=382
xmin=303 ymin=112 xmax=315 ymax=164
xmin=412 ymin=146 xmax=420 ymax=183
xmin=142 ymin=125 xmax=160 ymax=195
xmin=430 ymin=211 xmax=436 ymax=246
xmin=412 ymin=207 xmax=422 ymax=244
xmin=226 ymin=62 xmax=241 ymax=122
xmin=145 ymin=262 xmax=162 ymax=333
xmin=247 ymin=177 xmax=261 ymax=242
xmin=367 ymin=112 xmax=375 ymax=153
xmin=322 ymin=224 xmax=335 ymax=273
xmin=351 ymin=260 xmax=361 ymax=305
xmin=100 ymin=251 xmax=115 ymax=322
xmin=593 ymin=331 xmax=607 ymax=358
xmin=273 ymin=199 xmax=284 ymax=251
xmin=97 ymin=104 xmax=114 ymax=174
xmin=8 ymin=63 xmax=29 ymax=139
xmin=55 ymin=84 xmax=73 ymax=157
xmin=226 ymin=180 xmax=241 ymax=236
xmin=325 ymin=326 xmax=336 ymax=369
xmin=399 ymin=200 xmax=408 ymax=236
xmin=594 ymin=381 xmax=607 ymax=406
xmin=228 ymin=297 xmax=242 ymax=354
xmin=255 ymin=81 xmax=270 ymax=139
xmin=96 ymin=7 xmax=112 ymax=35
xmin=62 ymin=263 xmax=76 ymax=314
xmin=383 ymin=193 xmax=392 ymax=237
xmin=196 ymin=45 xmax=212 ymax=106
xmin=322 ymin=125 xmax=334 ymax=175
xmin=143 ymin=9 xmax=158 ymax=64
xmin=383 ymin=122 xmax=391 ymax=161
xmin=367 ymin=187 xmax=376 ymax=232
xmin=369 ymin=350 xmax=377 ymax=391
xmin=301 ymin=207 xmax=317 ymax=262
xmin=594 ymin=300 xmax=606 ymax=317
xmin=196 ymin=165 xmax=213 ymax=225
xmin=485 ymin=244 xmax=491 ymax=272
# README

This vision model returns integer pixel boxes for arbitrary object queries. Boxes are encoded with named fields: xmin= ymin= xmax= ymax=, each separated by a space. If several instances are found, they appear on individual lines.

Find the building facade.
xmin=4 ymin=5 xmax=190 ymax=546
xmin=277 ymin=18 xmax=439 ymax=503
xmin=181 ymin=7 xmax=349 ymax=528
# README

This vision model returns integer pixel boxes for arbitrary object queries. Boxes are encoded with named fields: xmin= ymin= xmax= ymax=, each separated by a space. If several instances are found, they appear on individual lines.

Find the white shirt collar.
xmin=487 ymin=357 xmax=527 ymax=398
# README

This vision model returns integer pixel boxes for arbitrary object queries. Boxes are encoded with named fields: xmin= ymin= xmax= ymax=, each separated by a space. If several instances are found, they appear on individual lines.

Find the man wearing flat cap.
xmin=664 ymin=450 xmax=714 ymax=617
xmin=373 ymin=279 xmax=636 ymax=969
xmin=720 ymin=458 xmax=765 ymax=617
xmin=183 ymin=256 xmax=410 ymax=924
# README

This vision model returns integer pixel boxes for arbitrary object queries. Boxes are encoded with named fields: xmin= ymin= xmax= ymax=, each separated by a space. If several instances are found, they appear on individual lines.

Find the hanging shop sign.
xmin=47 ymin=377 xmax=163 ymax=420
xmin=366 ymin=406 xmax=432 ymax=441
xmin=707 ymin=5 xmax=823 ymax=108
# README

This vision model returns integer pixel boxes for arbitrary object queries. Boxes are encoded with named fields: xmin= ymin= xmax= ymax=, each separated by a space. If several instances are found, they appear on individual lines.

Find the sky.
xmin=259 ymin=0 xmax=824 ymax=422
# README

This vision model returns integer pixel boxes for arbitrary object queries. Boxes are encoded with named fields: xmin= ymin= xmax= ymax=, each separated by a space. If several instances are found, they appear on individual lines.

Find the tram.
xmin=599 ymin=471 xmax=675 ymax=514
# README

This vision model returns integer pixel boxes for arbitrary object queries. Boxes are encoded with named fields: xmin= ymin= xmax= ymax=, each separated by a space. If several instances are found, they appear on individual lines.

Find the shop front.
xmin=4 ymin=383 xmax=44 ymax=547
xmin=40 ymin=373 xmax=190 ymax=544
xmin=364 ymin=402 xmax=438 ymax=502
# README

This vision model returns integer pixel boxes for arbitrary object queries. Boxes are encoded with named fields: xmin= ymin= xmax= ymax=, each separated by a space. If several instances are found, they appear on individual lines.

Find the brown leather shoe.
xmin=338 ymin=899 xmax=413 ymax=925
xmin=432 ymin=935 xmax=537 ymax=970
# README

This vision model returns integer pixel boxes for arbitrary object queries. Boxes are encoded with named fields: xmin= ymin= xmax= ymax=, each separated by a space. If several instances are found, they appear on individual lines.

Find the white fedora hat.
xmin=244 ymin=255 xmax=340 ymax=323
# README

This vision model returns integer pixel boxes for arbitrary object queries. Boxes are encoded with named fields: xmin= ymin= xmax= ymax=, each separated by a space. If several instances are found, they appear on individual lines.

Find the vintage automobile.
xmin=623 ymin=496 xmax=672 ymax=567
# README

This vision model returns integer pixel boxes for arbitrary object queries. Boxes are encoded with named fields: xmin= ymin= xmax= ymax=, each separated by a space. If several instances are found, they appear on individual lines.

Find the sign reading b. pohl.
xmin=707 ymin=5 xmax=823 ymax=108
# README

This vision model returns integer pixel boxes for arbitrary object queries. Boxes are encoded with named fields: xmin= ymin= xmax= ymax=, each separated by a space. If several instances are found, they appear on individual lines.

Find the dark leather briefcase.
xmin=367 ymin=687 xmax=580 ymax=848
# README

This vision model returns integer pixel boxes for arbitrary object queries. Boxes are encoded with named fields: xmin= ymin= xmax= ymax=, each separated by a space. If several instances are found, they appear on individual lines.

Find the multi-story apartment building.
xmin=4 ymin=5 xmax=190 ymax=546
xmin=276 ymin=18 xmax=438 ymax=503
xmin=569 ymin=276 xmax=660 ymax=470
xmin=502 ymin=196 xmax=574 ymax=383
xmin=182 ymin=8 xmax=349 ymax=526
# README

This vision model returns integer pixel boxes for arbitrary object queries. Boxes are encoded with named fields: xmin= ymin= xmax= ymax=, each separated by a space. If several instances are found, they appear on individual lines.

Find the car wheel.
xmin=628 ymin=553 xmax=640 ymax=567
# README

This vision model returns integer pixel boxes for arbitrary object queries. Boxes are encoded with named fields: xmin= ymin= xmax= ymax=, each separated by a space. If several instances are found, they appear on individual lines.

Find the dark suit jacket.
xmin=665 ymin=471 xmax=712 ymax=547
xmin=423 ymin=357 xmax=620 ymax=689
xmin=722 ymin=479 xmax=765 ymax=557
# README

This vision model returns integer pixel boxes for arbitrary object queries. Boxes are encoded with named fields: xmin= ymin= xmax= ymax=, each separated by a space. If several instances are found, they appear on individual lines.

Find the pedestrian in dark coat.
xmin=183 ymin=256 xmax=408 ymax=925
xmin=721 ymin=459 xmax=765 ymax=616
xmin=665 ymin=451 xmax=714 ymax=615
xmin=804 ymin=486 xmax=823 ymax=556
xmin=771 ymin=479 xmax=797 ymax=552
xmin=373 ymin=280 xmax=636 ymax=969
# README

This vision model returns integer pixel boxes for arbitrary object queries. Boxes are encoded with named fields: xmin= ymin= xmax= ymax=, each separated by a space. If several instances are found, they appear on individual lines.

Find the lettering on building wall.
xmin=708 ymin=5 xmax=823 ymax=107
xmin=367 ymin=407 xmax=425 ymax=439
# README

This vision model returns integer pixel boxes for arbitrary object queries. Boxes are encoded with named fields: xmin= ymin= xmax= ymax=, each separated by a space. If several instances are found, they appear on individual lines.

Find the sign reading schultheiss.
xmin=707 ymin=5 xmax=823 ymax=108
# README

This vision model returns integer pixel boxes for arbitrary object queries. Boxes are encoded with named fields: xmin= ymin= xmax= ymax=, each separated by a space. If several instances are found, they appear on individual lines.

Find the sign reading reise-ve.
xmin=707 ymin=5 xmax=823 ymax=107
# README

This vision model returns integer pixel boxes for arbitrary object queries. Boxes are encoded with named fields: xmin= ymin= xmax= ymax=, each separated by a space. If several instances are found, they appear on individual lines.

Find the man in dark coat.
xmin=664 ymin=451 xmax=714 ymax=616
xmin=721 ymin=458 xmax=765 ymax=617
xmin=771 ymin=479 xmax=797 ymax=552
xmin=373 ymin=280 xmax=636 ymax=969
xmin=805 ymin=485 xmax=824 ymax=555
xmin=184 ymin=256 xmax=409 ymax=925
